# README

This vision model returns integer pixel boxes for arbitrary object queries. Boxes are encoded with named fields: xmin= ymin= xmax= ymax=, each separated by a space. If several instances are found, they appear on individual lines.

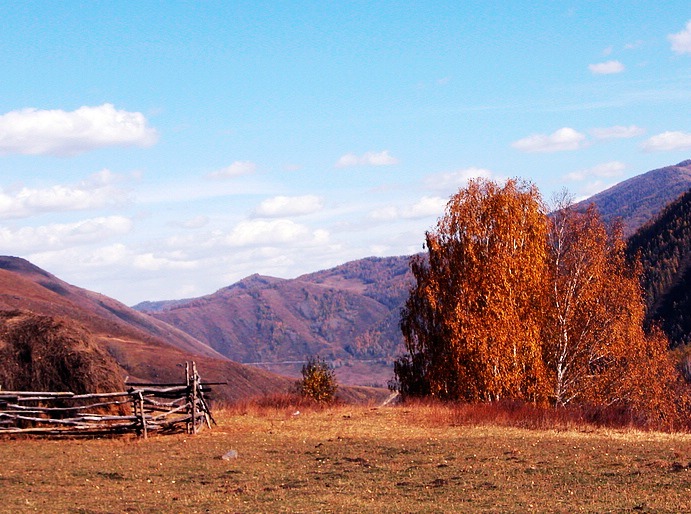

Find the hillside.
xmin=0 ymin=256 xmax=296 ymax=402
xmin=576 ymin=159 xmax=691 ymax=236
xmin=627 ymin=188 xmax=691 ymax=348
xmin=135 ymin=256 xmax=414 ymax=387
xmin=0 ymin=256 xmax=224 ymax=359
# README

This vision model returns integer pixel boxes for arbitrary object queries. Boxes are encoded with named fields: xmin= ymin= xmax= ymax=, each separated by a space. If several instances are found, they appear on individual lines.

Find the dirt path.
xmin=379 ymin=390 xmax=399 ymax=407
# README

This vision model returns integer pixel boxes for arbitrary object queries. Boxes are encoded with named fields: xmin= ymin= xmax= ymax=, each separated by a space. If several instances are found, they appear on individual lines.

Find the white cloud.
xmin=0 ymin=170 xmax=131 ymax=219
xmin=369 ymin=196 xmax=447 ymax=222
xmin=406 ymin=196 xmax=447 ymax=218
xmin=207 ymin=161 xmax=257 ymax=179
xmin=588 ymin=60 xmax=625 ymax=75
xmin=590 ymin=125 xmax=645 ymax=140
xmin=577 ymin=180 xmax=611 ymax=198
xmin=30 ymin=244 xmax=131 ymax=272
xmin=565 ymin=161 xmax=626 ymax=181
xmin=133 ymin=253 xmax=199 ymax=271
xmin=642 ymin=131 xmax=691 ymax=152
xmin=669 ymin=20 xmax=691 ymax=54
xmin=225 ymin=219 xmax=329 ymax=247
xmin=0 ymin=216 xmax=133 ymax=253
xmin=368 ymin=206 xmax=400 ymax=222
xmin=335 ymin=150 xmax=399 ymax=168
xmin=0 ymin=104 xmax=157 ymax=156
xmin=423 ymin=167 xmax=493 ymax=191
xmin=253 ymin=195 xmax=323 ymax=217
xmin=511 ymin=128 xmax=587 ymax=153
xmin=81 ymin=243 xmax=131 ymax=266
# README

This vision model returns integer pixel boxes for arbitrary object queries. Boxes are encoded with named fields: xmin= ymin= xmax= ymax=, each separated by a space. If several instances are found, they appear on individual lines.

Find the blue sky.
xmin=1 ymin=1 xmax=690 ymax=304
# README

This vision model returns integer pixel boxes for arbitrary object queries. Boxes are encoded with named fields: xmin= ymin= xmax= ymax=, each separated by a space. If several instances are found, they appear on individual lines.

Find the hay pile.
xmin=0 ymin=310 xmax=125 ymax=393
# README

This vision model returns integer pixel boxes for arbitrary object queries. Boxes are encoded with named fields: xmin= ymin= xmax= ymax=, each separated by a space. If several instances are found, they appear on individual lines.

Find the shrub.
xmin=296 ymin=356 xmax=338 ymax=404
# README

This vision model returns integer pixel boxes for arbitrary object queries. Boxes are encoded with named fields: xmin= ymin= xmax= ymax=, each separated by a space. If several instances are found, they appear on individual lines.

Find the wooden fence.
xmin=0 ymin=362 xmax=216 ymax=438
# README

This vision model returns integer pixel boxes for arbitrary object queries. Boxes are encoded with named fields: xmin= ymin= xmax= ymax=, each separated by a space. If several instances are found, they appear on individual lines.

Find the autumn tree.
xmin=399 ymin=178 xmax=550 ymax=403
xmin=544 ymin=198 xmax=615 ymax=406
xmin=545 ymin=199 xmax=686 ymax=424
xmin=544 ymin=200 xmax=643 ymax=405
xmin=396 ymin=178 xmax=687 ymax=425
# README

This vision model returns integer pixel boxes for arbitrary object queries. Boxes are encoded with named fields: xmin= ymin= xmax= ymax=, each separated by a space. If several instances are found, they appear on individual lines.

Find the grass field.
xmin=1 ymin=403 xmax=691 ymax=513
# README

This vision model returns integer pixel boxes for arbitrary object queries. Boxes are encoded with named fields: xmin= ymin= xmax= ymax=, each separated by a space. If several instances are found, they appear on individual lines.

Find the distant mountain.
xmin=576 ymin=160 xmax=691 ymax=236
xmin=627 ymin=188 xmax=691 ymax=348
xmin=135 ymin=256 xmax=414 ymax=387
xmin=0 ymin=256 xmax=295 ymax=402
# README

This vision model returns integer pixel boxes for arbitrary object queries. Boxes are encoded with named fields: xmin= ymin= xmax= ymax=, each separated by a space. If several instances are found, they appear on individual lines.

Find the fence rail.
xmin=0 ymin=362 xmax=215 ymax=438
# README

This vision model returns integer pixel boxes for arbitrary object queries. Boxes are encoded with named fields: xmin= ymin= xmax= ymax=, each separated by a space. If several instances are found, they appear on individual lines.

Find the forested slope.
xmin=627 ymin=189 xmax=691 ymax=347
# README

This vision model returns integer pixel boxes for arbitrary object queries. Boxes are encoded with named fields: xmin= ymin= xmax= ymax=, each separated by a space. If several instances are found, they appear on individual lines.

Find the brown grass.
xmin=401 ymin=398 xmax=691 ymax=433
xmin=2 ymin=403 xmax=691 ymax=513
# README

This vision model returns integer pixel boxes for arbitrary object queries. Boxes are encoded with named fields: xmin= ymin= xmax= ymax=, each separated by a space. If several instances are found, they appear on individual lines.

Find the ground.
xmin=1 ymin=404 xmax=690 ymax=513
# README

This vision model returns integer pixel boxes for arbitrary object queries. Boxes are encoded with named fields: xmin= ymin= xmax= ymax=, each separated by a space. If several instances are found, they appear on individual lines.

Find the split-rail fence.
xmin=0 ymin=362 xmax=217 ymax=438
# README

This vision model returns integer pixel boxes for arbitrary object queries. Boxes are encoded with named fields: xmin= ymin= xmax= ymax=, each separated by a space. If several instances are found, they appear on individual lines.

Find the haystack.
xmin=0 ymin=310 xmax=125 ymax=393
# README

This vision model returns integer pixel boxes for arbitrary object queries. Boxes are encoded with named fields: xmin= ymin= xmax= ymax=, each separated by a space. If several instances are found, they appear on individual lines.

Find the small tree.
xmin=297 ymin=356 xmax=338 ymax=404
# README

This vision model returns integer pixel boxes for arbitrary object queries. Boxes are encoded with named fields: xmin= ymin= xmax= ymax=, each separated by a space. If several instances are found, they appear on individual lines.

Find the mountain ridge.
xmin=575 ymin=159 xmax=691 ymax=236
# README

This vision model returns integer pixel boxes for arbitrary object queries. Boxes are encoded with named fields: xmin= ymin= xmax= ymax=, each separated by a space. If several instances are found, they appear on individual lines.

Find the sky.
xmin=1 ymin=1 xmax=691 ymax=305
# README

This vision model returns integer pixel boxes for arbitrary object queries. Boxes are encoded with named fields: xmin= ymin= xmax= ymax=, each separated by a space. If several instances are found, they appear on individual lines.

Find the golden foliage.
xmin=401 ymin=179 xmax=549 ymax=402
xmin=398 ymin=179 xmax=688 ymax=424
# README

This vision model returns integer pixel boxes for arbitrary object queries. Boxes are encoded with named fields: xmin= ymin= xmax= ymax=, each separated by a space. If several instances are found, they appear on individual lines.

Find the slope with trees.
xmin=627 ymin=188 xmax=691 ymax=348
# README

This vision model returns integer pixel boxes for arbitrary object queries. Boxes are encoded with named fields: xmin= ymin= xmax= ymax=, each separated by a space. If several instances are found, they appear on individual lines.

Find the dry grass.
xmin=1 ymin=403 xmax=691 ymax=513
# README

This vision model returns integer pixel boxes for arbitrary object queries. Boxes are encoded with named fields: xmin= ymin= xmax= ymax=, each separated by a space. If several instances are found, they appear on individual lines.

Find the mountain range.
xmin=135 ymin=256 xmax=413 ymax=387
xmin=0 ymin=254 xmax=391 ymax=402
xmin=2 ymin=159 xmax=690 ymax=393
xmin=0 ymin=256 xmax=296 ymax=402
xmin=134 ymin=160 xmax=691 ymax=387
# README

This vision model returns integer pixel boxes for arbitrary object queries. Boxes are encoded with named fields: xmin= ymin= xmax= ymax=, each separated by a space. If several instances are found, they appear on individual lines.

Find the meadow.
xmin=1 ymin=402 xmax=690 ymax=513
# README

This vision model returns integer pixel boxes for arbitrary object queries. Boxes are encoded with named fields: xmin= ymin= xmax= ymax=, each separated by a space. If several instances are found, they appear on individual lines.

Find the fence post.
xmin=185 ymin=362 xmax=192 ymax=434
xmin=130 ymin=390 xmax=140 ymax=436
xmin=137 ymin=390 xmax=148 ymax=439
xmin=191 ymin=362 xmax=199 ymax=435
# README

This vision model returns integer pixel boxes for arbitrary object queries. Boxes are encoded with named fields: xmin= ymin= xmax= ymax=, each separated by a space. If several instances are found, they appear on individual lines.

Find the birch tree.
xmin=399 ymin=178 xmax=549 ymax=402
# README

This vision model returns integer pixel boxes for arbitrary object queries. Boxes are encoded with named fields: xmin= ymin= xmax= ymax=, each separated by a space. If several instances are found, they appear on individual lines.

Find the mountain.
xmin=135 ymin=256 xmax=414 ymax=387
xmin=576 ymin=160 xmax=691 ymax=236
xmin=0 ymin=256 xmax=295 ymax=402
xmin=627 ymin=188 xmax=691 ymax=348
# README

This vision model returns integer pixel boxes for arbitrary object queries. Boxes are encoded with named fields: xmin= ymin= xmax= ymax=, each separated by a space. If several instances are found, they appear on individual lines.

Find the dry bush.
xmin=296 ymin=356 xmax=338 ymax=404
